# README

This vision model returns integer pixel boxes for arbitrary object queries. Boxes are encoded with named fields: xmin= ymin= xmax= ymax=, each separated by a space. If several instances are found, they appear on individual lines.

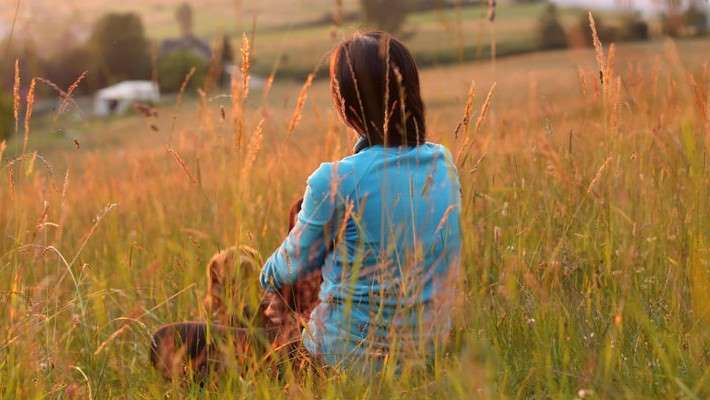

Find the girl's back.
xmin=308 ymin=143 xmax=461 ymax=364
xmin=260 ymin=32 xmax=462 ymax=367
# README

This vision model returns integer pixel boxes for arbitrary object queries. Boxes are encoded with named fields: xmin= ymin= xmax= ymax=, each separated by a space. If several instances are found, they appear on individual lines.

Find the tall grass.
xmin=1 ymin=25 xmax=709 ymax=400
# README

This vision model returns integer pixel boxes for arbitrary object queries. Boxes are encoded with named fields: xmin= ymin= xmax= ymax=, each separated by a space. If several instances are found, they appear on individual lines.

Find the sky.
xmin=551 ymin=0 xmax=710 ymax=15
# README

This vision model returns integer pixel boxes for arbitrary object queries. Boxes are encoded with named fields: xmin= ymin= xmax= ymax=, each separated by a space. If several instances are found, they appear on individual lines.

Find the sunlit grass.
xmin=1 ymin=31 xmax=709 ymax=399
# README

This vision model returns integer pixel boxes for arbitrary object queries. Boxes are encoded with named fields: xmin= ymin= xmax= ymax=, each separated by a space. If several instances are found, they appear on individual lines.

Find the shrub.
xmin=176 ymin=2 xmax=194 ymax=37
xmin=620 ymin=13 xmax=649 ymax=42
xmin=0 ymin=40 xmax=42 ymax=92
xmin=570 ymin=13 xmax=620 ymax=48
xmin=361 ymin=0 xmax=409 ymax=33
xmin=157 ymin=50 xmax=208 ymax=93
xmin=89 ymin=13 xmax=151 ymax=87
xmin=538 ymin=5 xmax=568 ymax=50
xmin=662 ymin=4 xmax=707 ymax=38
xmin=43 ymin=46 xmax=93 ymax=94
xmin=0 ymin=88 xmax=13 ymax=143
xmin=683 ymin=4 xmax=708 ymax=36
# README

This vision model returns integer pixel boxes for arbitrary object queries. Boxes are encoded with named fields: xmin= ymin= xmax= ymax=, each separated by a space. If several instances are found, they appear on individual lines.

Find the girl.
xmin=260 ymin=32 xmax=462 ymax=367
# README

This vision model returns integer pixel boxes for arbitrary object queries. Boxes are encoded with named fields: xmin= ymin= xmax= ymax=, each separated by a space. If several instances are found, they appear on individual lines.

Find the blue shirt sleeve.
xmin=259 ymin=163 xmax=337 ymax=291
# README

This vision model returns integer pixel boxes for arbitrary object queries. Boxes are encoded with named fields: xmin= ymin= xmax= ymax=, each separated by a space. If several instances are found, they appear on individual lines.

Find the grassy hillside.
xmin=1 ymin=29 xmax=709 ymax=400
xmin=3 ymin=1 xmax=631 ymax=80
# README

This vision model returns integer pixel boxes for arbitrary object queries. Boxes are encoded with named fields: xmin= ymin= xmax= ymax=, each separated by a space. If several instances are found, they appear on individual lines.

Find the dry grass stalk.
xmin=287 ymin=73 xmax=315 ymax=135
xmin=22 ymin=78 xmax=36 ymax=155
xmin=342 ymin=47 xmax=369 ymax=137
xmin=94 ymin=324 xmax=131 ymax=356
xmin=197 ymin=89 xmax=215 ymax=134
xmin=167 ymin=148 xmax=197 ymax=184
xmin=487 ymin=0 xmax=497 ymax=22
xmin=36 ymin=77 xmax=82 ymax=118
xmin=57 ymin=71 xmax=87 ymax=116
xmin=232 ymin=33 xmax=251 ymax=148
xmin=587 ymin=157 xmax=612 ymax=195
xmin=13 ymin=60 xmax=20 ymax=136
xmin=604 ymin=43 xmax=616 ymax=89
xmin=230 ymin=65 xmax=244 ymax=147
xmin=394 ymin=66 xmax=408 ymax=141
xmin=260 ymin=50 xmax=283 ymax=106
xmin=203 ymin=37 xmax=226 ymax=94
xmin=262 ymin=73 xmax=276 ymax=105
xmin=539 ymin=139 xmax=575 ymax=188
xmin=55 ymin=167 xmax=71 ymax=245
xmin=454 ymin=80 xmax=476 ymax=138
xmin=240 ymin=33 xmax=251 ymax=101
xmin=7 ymin=165 xmax=15 ymax=197
xmin=8 ymin=268 xmax=21 ymax=330
xmin=381 ymin=35 xmax=392 ymax=142
xmin=687 ymin=66 xmax=709 ymax=137
xmin=456 ymin=82 xmax=496 ymax=166
xmin=0 ymin=140 xmax=6 ymax=164
xmin=177 ymin=67 xmax=197 ymax=109
xmin=474 ymin=82 xmax=497 ymax=134
xmin=488 ymin=0 xmax=497 ymax=65
xmin=334 ymin=0 xmax=344 ymax=27
xmin=588 ymin=12 xmax=606 ymax=77
xmin=240 ymin=118 xmax=265 ymax=186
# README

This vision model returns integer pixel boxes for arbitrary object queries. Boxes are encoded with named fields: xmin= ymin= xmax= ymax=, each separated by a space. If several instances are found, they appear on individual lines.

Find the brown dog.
xmin=150 ymin=200 xmax=322 ymax=381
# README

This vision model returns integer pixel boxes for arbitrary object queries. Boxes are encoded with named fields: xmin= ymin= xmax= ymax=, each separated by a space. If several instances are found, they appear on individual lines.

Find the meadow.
xmin=1 ymin=8 xmax=710 ymax=399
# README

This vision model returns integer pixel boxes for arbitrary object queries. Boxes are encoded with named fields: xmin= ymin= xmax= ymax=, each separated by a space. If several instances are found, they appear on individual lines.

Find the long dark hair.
xmin=330 ymin=32 xmax=426 ymax=147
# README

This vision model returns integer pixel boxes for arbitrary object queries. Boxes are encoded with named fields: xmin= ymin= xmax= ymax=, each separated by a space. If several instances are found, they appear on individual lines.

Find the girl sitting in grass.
xmin=259 ymin=31 xmax=462 ymax=368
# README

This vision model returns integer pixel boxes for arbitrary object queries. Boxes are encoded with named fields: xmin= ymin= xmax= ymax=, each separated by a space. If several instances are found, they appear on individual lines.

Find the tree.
xmin=0 ymin=87 xmax=12 ymax=142
xmin=89 ymin=13 xmax=151 ymax=87
xmin=538 ymin=4 xmax=567 ymax=50
xmin=620 ymin=13 xmax=649 ymax=42
xmin=43 ymin=46 xmax=92 ymax=94
xmin=157 ymin=50 xmax=208 ymax=93
xmin=683 ymin=2 xmax=708 ymax=36
xmin=361 ymin=0 xmax=409 ymax=33
xmin=176 ymin=3 xmax=194 ymax=38
xmin=572 ymin=13 xmax=619 ymax=47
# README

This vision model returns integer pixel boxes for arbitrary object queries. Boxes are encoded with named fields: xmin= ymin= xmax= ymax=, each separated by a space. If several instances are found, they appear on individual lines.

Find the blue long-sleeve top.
xmin=260 ymin=143 xmax=462 ymax=366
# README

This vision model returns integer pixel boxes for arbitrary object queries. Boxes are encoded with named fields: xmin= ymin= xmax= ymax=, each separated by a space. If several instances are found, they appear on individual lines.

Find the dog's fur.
xmin=150 ymin=199 xmax=323 ymax=381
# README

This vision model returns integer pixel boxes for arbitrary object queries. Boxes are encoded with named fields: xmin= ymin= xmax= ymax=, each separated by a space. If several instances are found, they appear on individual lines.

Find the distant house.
xmin=94 ymin=81 xmax=160 ymax=117
xmin=159 ymin=35 xmax=212 ymax=60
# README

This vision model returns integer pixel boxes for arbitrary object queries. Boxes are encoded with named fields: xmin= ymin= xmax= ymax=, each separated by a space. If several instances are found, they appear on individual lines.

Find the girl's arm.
xmin=260 ymin=164 xmax=336 ymax=291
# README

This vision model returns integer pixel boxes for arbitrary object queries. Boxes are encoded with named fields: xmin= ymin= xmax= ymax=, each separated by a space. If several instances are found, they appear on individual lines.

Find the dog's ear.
xmin=288 ymin=198 xmax=304 ymax=232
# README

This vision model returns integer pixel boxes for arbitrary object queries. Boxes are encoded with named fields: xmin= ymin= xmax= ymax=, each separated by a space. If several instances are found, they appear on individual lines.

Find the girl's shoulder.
xmin=306 ymin=143 xmax=456 ymax=196
xmin=306 ymin=152 xmax=371 ymax=198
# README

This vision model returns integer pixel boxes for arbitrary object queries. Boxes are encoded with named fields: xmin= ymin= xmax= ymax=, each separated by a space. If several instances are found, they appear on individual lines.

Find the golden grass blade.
xmin=232 ymin=33 xmax=252 ymax=148
xmin=240 ymin=33 xmax=251 ymax=101
xmin=22 ymin=78 xmax=36 ymax=155
xmin=35 ymin=77 xmax=82 ymax=118
xmin=487 ymin=0 xmax=497 ymax=22
xmin=456 ymin=82 xmax=495 ymax=166
xmin=241 ymin=118 xmax=264 ymax=185
xmin=287 ymin=73 xmax=315 ymax=135
xmin=57 ymin=71 xmax=87 ymax=116
xmin=177 ymin=67 xmax=197 ymax=108
xmin=474 ymin=82 xmax=496 ymax=134
xmin=453 ymin=80 xmax=476 ymax=138
xmin=0 ymin=140 xmax=6 ymax=165
xmin=94 ymin=324 xmax=131 ymax=356
xmin=13 ymin=59 xmax=20 ymax=137
xmin=587 ymin=157 xmax=612 ymax=195
xmin=6 ymin=165 xmax=15 ymax=197
xmin=588 ymin=12 xmax=606 ymax=79
xmin=167 ymin=147 xmax=197 ymax=184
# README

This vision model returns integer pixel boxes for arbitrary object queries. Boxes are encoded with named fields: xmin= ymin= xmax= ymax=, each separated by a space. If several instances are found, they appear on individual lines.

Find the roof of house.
xmin=159 ymin=35 xmax=212 ymax=60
